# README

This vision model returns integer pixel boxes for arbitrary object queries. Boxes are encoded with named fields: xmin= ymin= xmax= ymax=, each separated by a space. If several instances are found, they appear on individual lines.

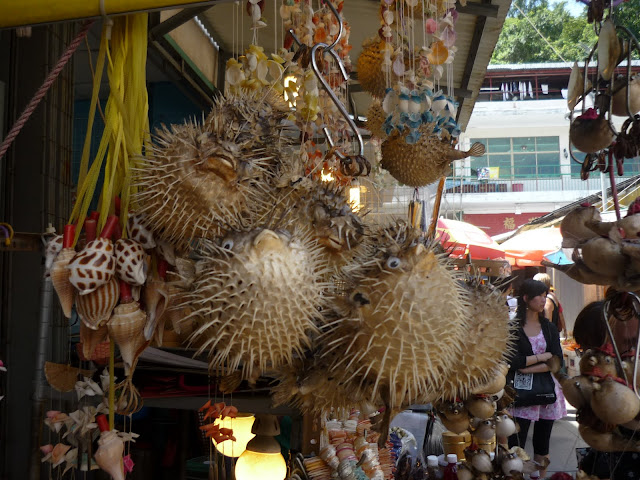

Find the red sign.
xmin=462 ymin=212 xmax=549 ymax=237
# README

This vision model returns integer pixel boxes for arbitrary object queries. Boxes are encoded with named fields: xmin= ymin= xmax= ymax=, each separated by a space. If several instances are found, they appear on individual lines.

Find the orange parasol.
xmin=436 ymin=218 xmax=506 ymax=260
xmin=500 ymin=227 xmax=563 ymax=268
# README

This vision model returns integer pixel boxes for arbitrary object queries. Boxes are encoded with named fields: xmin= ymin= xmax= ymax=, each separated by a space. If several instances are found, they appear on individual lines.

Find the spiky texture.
xmin=366 ymin=100 xmax=388 ymax=140
xmin=254 ymin=170 xmax=367 ymax=279
xmin=182 ymin=226 xmax=327 ymax=380
xmin=133 ymin=90 xmax=293 ymax=251
xmin=322 ymin=221 xmax=470 ymax=408
xmin=356 ymin=38 xmax=389 ymax=99
xmin=435 ymin=279 xmax=517 ymax=401
xmin=380 ymin=124 xmax=455 ymax=187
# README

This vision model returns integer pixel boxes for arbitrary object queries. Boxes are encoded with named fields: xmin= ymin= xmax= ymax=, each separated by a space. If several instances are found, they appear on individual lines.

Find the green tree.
xmin=491 ymin=1 xmax=596 ymax=63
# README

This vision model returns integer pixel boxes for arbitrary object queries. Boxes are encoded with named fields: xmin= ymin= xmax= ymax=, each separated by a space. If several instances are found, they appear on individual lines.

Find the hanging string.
xmin=512 ymin=2 xmax=567 ymax=62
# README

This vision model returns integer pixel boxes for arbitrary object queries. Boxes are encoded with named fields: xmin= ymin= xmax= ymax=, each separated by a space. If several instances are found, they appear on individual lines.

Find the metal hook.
xmin=603 ymin=293 xmax=640 ymax=398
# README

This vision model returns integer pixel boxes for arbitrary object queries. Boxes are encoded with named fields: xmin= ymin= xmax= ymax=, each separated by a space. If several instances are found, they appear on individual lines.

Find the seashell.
xmin=67 ymin=238 xmax=116 ymax=295
xmin=76 ymin=277 xmax=120 ymax=329
xmin=470 ymin=450 xmax=493 ymax=473
xmin=115 ymin=239 xmax=147 ymax=286
xmin=383 ymin=9 xmax=394 ymax=25
xmin=440 ymin=26 xmax=456 ymax=48
xmin=76 ymin=340 xmax=110 ymax=364
xmin=51 ymin=249 xmax=76 ymax=318
xmin=107 ymin=302 xmax=148 ymax=376
xmin=567 ymin=62 xmax=591 ymax=111
xmin=465 ymin=396 xmax=495 ymax=419
xmin=166 ymin=257 xmax=196 ymax=289
xmin=94 ymin=419 xmax=125 ymax=480
xmin=425 ymin=18 xmax=437 ymax=35
xmin=501 ymin=452 xmax=524 ymax=476
xmin=45 ymin=235 xmax=63 ymax=274
xmin=570 ymin=108 xmax=615 ymax=153
xmin=44 ymin=362 xmax=93 ymax=393
xmin=127 ymin=213 xmax=155 ymax=250
xmin=143 ymin=276 xmax=170 ymax=342
xmin=611 ymin=75 xmax=640 ymax=117
xmin=80 ymin=322 xmax=109 ymax=360
xmin=427 ymin=41 xmax=448 ymax=66
xmin=598 ymin=19 xmax=621 ymax=81
xmin=591 ymin=378 xmax=640 ymax=425
xmin=155 ymin=239 xmax=176 ymax=265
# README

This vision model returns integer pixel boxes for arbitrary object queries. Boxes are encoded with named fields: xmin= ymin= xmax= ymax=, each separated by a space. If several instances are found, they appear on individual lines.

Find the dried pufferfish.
xmin=435 ymin=279 xmax=516 ymax=401
xmin=133 ymin=90 xmax=292 ymax=252
xmin=180 ymin=226 xmax=328 ymax=382
xmin=255 ymin=170 xmax=367 ymax=278
xmin=381 ymin=124 xmax=485 ymax=187
xmin=322 ymin=221 xmax=470 ymax=409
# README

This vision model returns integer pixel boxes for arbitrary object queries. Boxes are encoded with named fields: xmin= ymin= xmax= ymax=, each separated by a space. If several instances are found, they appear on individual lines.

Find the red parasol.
xmin=436 ymin=218 xmax=506 ymax=260
xmin=500 ymin=227 xmax=563 ymax=267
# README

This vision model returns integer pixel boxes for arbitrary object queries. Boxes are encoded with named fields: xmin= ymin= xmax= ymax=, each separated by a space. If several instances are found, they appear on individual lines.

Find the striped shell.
xmin=45 ymin=234 xmax=63 ymax=274
xmin=67 ymin=238 xmax=116 ymax=295
xmin=115 ymin=238 xmax=147 ymax=286
xmin=127 ymin=213 xmax=156 ymax=250
xmin=76 ymin=277 xmax=120 ymax=329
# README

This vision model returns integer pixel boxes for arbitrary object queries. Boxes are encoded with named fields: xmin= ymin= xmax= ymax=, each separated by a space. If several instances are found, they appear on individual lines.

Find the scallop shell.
xmin=67 ymin=238 xmax=116 ymax=295
xmin=45 ymin=235 xmax=63 ymax=274
xmin=80 ymin=322 xmax=109 ymax=360
xmin=127 ymin=213 xmax=156 ymax=250
xmin=44 ymin=362 xmax=93 ymax=392
xmin=427 ymin=41 xmax=448 ymax=66
xmin=598 ymin=19 xmax=621 ymax=81
xmin=76 ymin=277 xmax=120 ymax=329
xmin=51 ymin=248 xmax=76 ymax=318
xmin=107 ymin=302 xmax=148 ymax=376
xmin=115 ymin=238 xmax=147 ymax=286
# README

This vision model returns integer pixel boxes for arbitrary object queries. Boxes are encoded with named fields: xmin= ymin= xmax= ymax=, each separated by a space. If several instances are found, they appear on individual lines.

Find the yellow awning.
xmin=0 ymin=0 xmax=212 ymax=28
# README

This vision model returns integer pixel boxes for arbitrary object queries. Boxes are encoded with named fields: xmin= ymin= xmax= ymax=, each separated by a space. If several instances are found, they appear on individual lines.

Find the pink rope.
xmin=0 ymin=20 xmax=95 ymax=161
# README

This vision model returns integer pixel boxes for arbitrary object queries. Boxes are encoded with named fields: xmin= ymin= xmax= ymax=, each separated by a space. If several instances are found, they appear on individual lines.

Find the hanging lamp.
xmin=235 ymin=414 xmax=286 ymax=480
xmin=212 ymin=413 xmax=256 ymax=458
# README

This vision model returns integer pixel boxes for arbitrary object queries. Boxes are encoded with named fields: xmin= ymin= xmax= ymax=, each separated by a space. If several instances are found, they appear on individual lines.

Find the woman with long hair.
xmin=507 ymin=279 xmax=566 ymax=477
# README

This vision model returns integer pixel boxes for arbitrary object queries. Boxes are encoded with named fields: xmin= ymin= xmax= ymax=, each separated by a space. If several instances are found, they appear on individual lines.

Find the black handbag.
xmin=507 ymin=322 xmax=558 ymax=407
xmin=508 ymin=369 xmax=557 ymax=407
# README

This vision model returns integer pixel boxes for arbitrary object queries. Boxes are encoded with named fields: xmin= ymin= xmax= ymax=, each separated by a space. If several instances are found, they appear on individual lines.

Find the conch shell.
xmin=76 ymin=277 xmax=120 ymax=329
xmin=79 ymin=322 xmax=109 ymax=361
xmin=67 ymin=238 xmax=116 ymax=295
xmin=114 ymin=238 xmax=147 ymax=286
xmin=94 ymin=416 xmax=125 ymax=480
xmin=51 ymin=248 xmax=76 ymax=318
xmin=107 ymin=302 xmax=147 ymax=376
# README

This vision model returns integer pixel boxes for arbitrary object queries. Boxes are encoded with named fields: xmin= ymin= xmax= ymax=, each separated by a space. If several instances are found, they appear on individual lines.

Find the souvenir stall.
xmin=5 ymin=0 xmax=638 ymax=479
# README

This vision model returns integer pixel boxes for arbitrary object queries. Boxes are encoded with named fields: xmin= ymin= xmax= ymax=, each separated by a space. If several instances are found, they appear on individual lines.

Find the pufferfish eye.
xmin=221 ymin=238 xmax=234 ymax=250
xmin=386 ymin=256 xmax=401 ymax=269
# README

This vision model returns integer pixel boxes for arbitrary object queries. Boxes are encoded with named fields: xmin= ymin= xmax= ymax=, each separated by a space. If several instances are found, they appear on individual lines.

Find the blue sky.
xmin=549 ymin=0 xmax=587 ymax=16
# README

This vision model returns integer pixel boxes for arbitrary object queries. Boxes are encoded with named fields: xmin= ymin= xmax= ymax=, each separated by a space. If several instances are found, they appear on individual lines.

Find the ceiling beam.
xmin=455 ymin=1 xmax=500 ymax=18
xmin=456 ymin=0 xmax=490 ymax=123
xmin=149 ymin=5 xmax=212 ymax=41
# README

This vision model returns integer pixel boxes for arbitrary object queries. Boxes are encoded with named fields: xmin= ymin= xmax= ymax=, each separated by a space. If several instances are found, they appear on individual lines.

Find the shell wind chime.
xmin=566 ymin=10 xmax=640 ymax=183
xmin=360 ymin=0 xmax=486 ymax=186
xmin=182 ymin=225 xmax=327 ymax=382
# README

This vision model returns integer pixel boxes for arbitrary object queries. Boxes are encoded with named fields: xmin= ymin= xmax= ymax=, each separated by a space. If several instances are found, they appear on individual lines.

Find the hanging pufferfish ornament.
xmin=179 ymin=224 xmax=327 ymax=383
xmin=133 ymin=90 xmax=292 ymax=252
xmin=320 ymin=222 xmax=470 ymax=415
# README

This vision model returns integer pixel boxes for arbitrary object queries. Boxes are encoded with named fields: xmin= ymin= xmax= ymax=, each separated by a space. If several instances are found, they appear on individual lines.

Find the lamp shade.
xmin=212 ymin=414 xmax=255 ymax=458
xmin=235 ymin=450 xmax=286 ymax=480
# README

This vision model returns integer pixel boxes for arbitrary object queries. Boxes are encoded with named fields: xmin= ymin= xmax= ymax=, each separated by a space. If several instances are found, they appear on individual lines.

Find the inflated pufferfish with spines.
xmin=255 ymin=170 xmax=367 ymax=279
xmin=181 ymin=226 xmax=328 ymax=381
xmin=324 ymin=221 xmax=470 ymax=409
xmin=133 ymin=90 xmax=292 ymax=252
xmin=435 ymin=279 xmax=516 ymax=401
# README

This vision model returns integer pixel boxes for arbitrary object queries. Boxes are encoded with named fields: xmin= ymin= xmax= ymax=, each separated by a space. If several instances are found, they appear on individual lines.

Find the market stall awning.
xmin=500 ymin=227 xmax=563 ymax=268
xmin=436 ymin=218 xmax=506 ymax=260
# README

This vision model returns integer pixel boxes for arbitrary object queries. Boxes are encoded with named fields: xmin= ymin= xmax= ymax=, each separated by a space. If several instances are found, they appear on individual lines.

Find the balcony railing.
xmin=444 ymin=175 xmax=607 ymax=193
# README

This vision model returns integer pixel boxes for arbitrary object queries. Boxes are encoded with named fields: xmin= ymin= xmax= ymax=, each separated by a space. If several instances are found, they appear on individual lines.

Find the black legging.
xmin=507 ymin=417 xmax=555 ymax=456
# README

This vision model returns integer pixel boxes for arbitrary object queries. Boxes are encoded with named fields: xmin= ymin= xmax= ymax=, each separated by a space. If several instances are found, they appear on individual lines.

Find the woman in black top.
xmin=507 ymin=279 xmax=566 ymax=478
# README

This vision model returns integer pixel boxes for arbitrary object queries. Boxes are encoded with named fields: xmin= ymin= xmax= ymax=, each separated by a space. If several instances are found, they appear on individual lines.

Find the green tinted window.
xmin=536 ymin=136 xmax=559 ymax=151
xmin=488 ymin=138 xmax=511 ymax=153
xmin=514 ymin=153 xmax=536 ymax=178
